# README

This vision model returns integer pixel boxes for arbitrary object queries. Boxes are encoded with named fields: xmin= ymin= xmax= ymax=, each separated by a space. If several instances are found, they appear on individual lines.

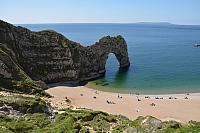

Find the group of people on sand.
xmin=154 ymin=96 xmax=189 ymax=100
xmin=93 ymin=91 xmax=123 ymax=104
xmin=142 ymin=94 xmax=190 ymax=100
xmin=106 ymin=94 xmax=122 ymax=104
xmin=106 ymin=100 xmax=115 ymax=104
xmin=77 ymin=90 xmax=190 ymax=108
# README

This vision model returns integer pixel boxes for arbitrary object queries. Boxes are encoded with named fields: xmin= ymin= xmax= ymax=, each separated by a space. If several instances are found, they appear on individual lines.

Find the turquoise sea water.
xmin=20 ymin=23 xmax=200 ymax=94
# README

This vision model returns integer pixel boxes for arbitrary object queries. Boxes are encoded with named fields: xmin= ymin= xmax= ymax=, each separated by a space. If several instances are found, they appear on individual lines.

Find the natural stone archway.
xmin=88 ymin=36 xmax=130 ymax=75
xmin=0 ymin=20 xmax=130 ymax=91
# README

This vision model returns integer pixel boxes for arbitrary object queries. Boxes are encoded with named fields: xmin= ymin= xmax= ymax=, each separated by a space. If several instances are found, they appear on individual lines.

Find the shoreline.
xmin=86 ymin=83 xmax=200 ymax=95
xmin=86 ymin=82 xmax=200 ymax=95
xmin=46 ymin=86 xmax=200 ymax=123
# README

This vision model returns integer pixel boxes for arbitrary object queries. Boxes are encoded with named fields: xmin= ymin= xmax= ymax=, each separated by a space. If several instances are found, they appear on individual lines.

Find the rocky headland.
xmin=0 ymin=20 xmax=130 ymax=95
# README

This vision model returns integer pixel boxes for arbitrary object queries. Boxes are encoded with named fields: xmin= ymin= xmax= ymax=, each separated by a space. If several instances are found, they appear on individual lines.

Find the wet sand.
xmin=46 ymin=86 xmax=200 ymax=123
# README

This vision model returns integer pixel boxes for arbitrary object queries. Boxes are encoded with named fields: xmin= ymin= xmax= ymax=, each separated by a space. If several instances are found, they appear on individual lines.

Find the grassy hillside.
xmin=0 ymin=95 xmax=200 ymax=133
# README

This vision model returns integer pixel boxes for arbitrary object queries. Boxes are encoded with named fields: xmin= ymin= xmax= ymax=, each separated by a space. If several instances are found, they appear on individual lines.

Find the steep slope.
xmin=0 ymin=20 xmax=130 ymax=93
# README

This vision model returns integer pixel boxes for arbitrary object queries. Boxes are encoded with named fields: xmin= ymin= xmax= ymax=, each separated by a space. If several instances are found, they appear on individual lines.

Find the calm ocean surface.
xmin=19 ymin=23 xmax=200 ymax=94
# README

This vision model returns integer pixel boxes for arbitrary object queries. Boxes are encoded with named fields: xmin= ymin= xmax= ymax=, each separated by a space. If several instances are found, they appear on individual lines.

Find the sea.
xmin=19 ymin=23 xmax=200 ymax=94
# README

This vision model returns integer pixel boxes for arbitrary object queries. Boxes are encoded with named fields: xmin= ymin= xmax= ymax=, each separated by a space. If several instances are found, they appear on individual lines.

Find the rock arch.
xmin=88 ymin=35 xmax=130 ymax=75
xmin=0 ymin=20 xmax=130 ymax=87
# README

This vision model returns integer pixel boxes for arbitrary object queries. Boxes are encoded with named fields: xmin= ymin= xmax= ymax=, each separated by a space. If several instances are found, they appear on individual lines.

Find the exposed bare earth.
xmin=46 ymin=86 xmax=200 ymax=123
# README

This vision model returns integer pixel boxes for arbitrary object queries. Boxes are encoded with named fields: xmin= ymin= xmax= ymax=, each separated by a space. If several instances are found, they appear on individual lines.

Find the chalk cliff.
xmin=0 ymin=20 xmax=130 ymax=93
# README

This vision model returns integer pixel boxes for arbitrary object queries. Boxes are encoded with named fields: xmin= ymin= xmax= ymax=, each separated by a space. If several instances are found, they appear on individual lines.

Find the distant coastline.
xmin=16 ymin=22 xmax=200 ymax=26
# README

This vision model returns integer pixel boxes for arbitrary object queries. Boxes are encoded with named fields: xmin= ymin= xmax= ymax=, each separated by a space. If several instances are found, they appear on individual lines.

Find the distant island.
xmin=135 ymin=22 xmax=174 ymax=25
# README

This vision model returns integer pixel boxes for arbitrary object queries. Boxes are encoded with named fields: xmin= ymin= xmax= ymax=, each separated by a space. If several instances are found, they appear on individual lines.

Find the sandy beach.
xmin=46 ymin=86 xmax=200 ymax=123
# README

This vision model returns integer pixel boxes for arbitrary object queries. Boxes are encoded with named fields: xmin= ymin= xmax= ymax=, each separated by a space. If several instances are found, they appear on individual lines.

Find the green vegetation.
xmin=39 ymin=29 xmax=58 ymax=33
xmin=0 ymin=79 xmax=50 ymax=97
xmin=0 ymin=95 xmax=51 ymax=114
xmin=0 ymin=46 xmax=49 ymax=97
xmin=0 ymin=95 xmax=200 ymax=133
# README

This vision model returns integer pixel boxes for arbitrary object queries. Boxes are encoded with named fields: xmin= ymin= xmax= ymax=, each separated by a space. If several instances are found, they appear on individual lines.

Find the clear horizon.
xmin=1 ymin=0 xmax=200 ymax=25
xmin=13 ymin=22 xmax=200 ymax=26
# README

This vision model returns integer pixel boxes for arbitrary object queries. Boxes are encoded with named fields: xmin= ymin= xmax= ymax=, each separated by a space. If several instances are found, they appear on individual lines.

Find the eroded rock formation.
xmin=0 ymin=20 xmax=130 ymax=93
xmin=0 ymin=95 xmax=54 ymax=118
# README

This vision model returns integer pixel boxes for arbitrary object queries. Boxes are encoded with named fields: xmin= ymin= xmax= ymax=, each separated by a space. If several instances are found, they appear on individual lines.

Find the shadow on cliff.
xmin=48 ymin=81 xmax=88 ymax=88
xmin=48 ymin=67 xmax=130 ymax=88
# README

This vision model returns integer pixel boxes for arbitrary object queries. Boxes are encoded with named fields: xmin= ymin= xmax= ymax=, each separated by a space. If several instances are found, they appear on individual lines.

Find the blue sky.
xmin=0 ymin=0 xmax=200 ymax=24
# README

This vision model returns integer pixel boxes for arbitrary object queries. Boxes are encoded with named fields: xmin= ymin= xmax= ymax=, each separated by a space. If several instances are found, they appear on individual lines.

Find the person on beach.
xmin=150 ymin=103 xmax=156 ymax=106
xmin=118 ymin=94 xmax=122 ymax=99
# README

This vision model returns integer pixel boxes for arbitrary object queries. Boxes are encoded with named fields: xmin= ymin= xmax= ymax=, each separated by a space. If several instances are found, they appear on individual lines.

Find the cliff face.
xmin=0 ymin=20 xmax=130 ymax=92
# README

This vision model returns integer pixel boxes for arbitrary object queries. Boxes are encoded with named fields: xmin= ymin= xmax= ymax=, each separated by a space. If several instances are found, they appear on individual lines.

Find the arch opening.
xmin=99 ymin=53 xmax=130 ymax=90
xmin=105 ymin=53 xmax=119 ymax=75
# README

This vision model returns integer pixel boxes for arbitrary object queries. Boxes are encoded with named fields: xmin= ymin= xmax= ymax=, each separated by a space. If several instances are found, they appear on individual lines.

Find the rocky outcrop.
xmin=0 ymin=20 xmax=130 ymax=92
xmin=140 ymin=116 xmax=162 ymax=132
xmin=0 ymin=95 xmax=54 ymax=118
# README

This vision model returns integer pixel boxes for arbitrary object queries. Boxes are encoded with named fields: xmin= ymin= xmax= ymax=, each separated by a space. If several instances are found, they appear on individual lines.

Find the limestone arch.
xmin=89 ymin=35 xmax=130 ymax=74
